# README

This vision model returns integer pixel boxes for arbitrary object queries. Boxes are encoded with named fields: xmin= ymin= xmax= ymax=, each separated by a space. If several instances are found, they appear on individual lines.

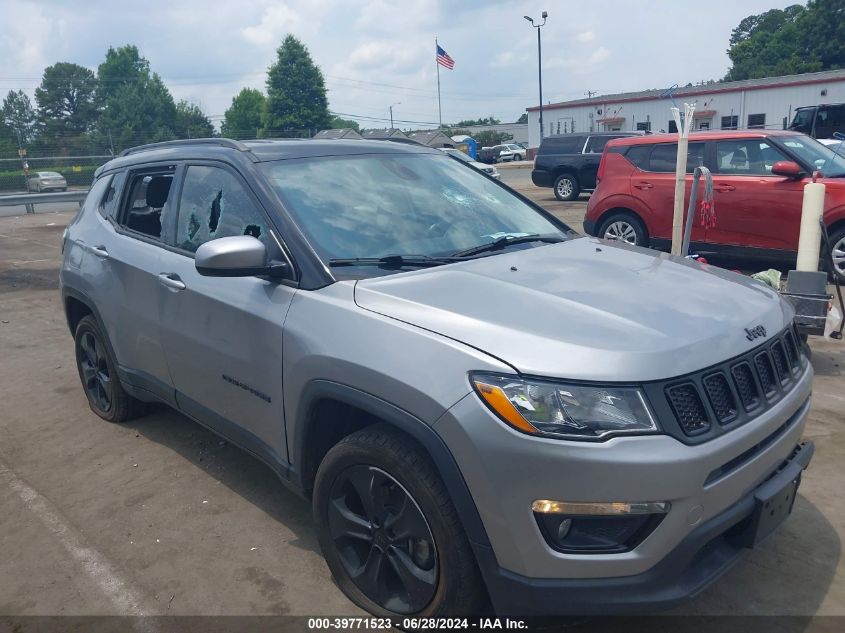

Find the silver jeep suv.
xmin=61 ymin=138 xmax=814 ymax=618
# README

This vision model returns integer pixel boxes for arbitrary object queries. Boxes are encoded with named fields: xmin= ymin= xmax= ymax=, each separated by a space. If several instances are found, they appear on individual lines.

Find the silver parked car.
xmin=439 ymin=147 xmax=500 ymax=179
xmin=29 ymin=170 xmax=67 ymax=192
xmin=61 ymin=138 xmax=813 ymax=619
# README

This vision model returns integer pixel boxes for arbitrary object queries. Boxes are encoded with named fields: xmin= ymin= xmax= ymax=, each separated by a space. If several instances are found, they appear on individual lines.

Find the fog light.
xmin=533 ymin=500 xmax=669 ymax=554
xmin=556 ymin=518 xmax=572 ymax=541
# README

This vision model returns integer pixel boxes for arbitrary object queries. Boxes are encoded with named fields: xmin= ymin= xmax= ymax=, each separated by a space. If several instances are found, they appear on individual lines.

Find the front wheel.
xmin=313 ymin=425 xmax=487 ymax=618
xmin=598 ymin=213 xmax=648 ymax=247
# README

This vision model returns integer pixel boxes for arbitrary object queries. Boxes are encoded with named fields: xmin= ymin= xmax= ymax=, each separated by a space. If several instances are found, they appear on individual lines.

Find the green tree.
xmin=455 ymin=116 xmax=501 ymax=126
xmin=472 ymin=129 xmax=512 ymax=146
xmin=262 ymin=35 xmax=330 ymax=136
xmin=2 ymin=90 xmax=37 ymax=145
xmin=328 ymin=115 xmax=360 ymax=132
xmin=95 ymin=45 xmax=178 ymax=152
xmin=174 ymin=100 xmax=214 ymax=138
xmin=0 ymin=119 xmax=18 ymax=158
xmin=723 ymin=2 xmax=845 ymax=81
xmin=221 ymin=88 xmax=265 ymax=139
xmin=516 ymin=113 xmax=528 ymax=124
xmin=96 ymin=45 xmax=149 ymax=108
xmin=34 ymin=63 xmax=98 ymax=138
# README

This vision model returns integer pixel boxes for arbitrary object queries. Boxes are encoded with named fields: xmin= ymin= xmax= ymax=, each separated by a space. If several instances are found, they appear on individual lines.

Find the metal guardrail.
xmin=0 ymin=190 xmax=88 ymax=214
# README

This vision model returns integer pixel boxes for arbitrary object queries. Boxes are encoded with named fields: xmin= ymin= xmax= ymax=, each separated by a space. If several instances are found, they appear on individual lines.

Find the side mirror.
xmin=195 ymin=235 xmax=287 ymax=277
xmin=771 ymin=160 xmax=804 ymax=179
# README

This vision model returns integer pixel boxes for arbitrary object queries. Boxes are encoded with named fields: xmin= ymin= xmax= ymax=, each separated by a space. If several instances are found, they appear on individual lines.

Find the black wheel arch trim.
xmin=292 ymin=379 xmax=493 ymax=553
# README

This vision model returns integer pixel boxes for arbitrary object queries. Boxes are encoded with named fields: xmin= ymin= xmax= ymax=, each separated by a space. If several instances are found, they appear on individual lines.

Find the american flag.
xmin=436 ymin=44 xmax=455 ymax=70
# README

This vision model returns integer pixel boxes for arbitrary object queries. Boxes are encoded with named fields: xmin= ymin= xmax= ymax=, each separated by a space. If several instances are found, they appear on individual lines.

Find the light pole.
xmin=524 ymin=11 xmax=548 ymax=143
xmin=389 ymin=102 xmax=401 ymax=129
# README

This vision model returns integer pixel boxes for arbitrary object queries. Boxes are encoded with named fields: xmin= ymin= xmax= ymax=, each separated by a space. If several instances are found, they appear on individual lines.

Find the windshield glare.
xmin=260 ymin=153 xmax=566 ymax=262
xmin=780 ymin=135 xmax=845 ymax=177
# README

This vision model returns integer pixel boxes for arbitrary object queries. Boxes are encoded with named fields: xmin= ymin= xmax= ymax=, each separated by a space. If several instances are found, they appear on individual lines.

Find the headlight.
xmin=470 ymin=373 xmax=658 ymax=440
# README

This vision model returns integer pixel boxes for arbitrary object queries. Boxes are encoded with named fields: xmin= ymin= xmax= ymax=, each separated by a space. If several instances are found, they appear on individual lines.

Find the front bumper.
xmin=477 ymin=441 xmax=813 ymax=615
xmin=434 ymin=361 xmax=813 ymax=614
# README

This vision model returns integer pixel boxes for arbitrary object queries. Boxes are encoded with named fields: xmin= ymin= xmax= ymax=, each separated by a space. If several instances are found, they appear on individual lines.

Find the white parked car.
xmin=494 ymin=143 xmax=526 ymax=163
xmin=28 ymin=171 xmax=67 ymax=192
xmin=439 ymin=148 xmax=501 ymax=179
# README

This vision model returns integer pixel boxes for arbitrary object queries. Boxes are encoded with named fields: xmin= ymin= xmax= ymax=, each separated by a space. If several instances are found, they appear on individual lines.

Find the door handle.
xmin=90 ymin=245 xmax=109 ymax=258
xmin=715 ymin=184 xmax=736 ymax=192
xmin=158 ymin=273 xmax=186 ymax=291
xmin=633 ymin=182 xmax=654 ymax=190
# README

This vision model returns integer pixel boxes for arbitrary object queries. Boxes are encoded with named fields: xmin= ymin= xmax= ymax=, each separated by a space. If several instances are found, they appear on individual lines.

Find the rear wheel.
xmin=74 ymin=315 xmax=146 ymax=422
xmin=314 ymin=425 xmax=486 ymax=618
xmin=553 ymin=174 xmax=580 ymax=201
xmin=598 ymin=212 xmax=648 ymax=247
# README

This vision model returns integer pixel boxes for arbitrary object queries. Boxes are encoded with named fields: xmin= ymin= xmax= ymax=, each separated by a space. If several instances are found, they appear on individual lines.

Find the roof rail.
xmin=118 ymin=138 xmax=253 ymax=158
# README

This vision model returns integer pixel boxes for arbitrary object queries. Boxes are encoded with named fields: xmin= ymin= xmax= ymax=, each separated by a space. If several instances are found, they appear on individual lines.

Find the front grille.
xmin=731 ymin=362 xmax=760 ymax=412
xmin=784 ymin=331 xmax=799 ymax=370
xmin=666 ymin=383 xmax=710 ymax=435
xmin=770 ymin=341 xmax=789 ymax=382
xmin=649 ymin=323 xmax=807 ymax=444
xmin=754 ymin=352 xmax=777 ymax=397
xmin=703 ymin=373 xmax=737 ymax=424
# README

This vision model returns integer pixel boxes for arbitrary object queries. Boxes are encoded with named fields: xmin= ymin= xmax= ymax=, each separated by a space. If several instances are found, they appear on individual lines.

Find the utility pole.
xmin=389 ymin=102 xmax=401 ymax=129
xmin=524 ymin=12 xmax=548 ymax=144
xmin=585 ymin=90 xmax=597 ymax=99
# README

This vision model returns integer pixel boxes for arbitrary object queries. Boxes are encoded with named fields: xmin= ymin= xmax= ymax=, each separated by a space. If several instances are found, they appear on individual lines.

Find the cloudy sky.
xmin=1 ymin=0 xmax=795 ymax=129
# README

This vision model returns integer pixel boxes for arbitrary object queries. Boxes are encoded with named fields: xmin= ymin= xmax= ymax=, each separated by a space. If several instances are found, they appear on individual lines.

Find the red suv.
xmin=583 ymin=130 xmax=845 ymax=281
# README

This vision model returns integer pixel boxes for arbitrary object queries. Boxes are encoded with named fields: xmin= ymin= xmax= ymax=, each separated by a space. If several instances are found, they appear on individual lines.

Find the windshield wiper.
xmin=328 ymin=254 xmax=461 ymax=268
xmin=450 ymin=234 xmax=565 ymax=258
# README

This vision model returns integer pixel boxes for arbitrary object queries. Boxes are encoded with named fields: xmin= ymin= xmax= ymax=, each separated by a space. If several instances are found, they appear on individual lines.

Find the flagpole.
xmin=436 ymin=37 xmax=442 ymax=129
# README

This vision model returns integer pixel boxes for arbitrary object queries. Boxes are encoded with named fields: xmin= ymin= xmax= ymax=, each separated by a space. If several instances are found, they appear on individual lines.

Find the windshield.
xmin=260 ymin=153 xmax=567 ymax=264
xmin=778 ymin=134 xmax=845 ymax=177
xmin=789 ymin=108 xmax=814 ymax=133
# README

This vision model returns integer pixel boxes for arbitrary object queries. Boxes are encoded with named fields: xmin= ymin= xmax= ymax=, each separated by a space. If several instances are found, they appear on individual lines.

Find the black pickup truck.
xmin=531 ymin=132 xmax=642 ymax=200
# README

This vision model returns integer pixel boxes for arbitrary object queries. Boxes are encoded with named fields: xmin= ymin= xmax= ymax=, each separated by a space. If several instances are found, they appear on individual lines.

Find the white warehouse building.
xmin=525 ymin=69 xmax=845 ymax=150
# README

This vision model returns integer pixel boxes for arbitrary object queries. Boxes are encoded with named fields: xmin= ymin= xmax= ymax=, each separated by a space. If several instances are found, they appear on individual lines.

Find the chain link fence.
xmin=0 ymin=128 xmax=315 ymax=193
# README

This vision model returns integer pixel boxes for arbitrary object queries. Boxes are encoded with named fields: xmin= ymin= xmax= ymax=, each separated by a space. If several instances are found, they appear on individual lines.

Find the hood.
xmin=353 ymin=237 xmax=794 ymax=382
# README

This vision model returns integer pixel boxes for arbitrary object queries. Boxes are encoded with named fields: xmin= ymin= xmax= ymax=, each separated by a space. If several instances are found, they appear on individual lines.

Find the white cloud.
xmin=242 ymin=5 xmax=301 ymax=45
xmin=0 ymin=0 xmax=799 ymax=130
xmin=490 ymin=50 xmax=530 ymax=69
xmin=546 ymin=46 xmax=611 ymax=74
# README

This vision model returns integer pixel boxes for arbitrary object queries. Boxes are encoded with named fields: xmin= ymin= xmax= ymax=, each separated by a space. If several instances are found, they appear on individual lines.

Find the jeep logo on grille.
xmin=745 ymin=325 xmax=767 ymax=341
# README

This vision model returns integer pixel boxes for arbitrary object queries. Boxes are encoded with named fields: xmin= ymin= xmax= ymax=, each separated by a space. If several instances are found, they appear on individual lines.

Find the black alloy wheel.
xmin=326 ymin=465 xmax=438 ymax=614
xmin=77 ymin=329 xmax=113 ymax=413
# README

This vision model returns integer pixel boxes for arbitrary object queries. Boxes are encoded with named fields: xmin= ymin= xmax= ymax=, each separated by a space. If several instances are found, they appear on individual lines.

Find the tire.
xmin=597 ymin=212 xmax=648 ymax=247
xmin=74 ymin=315 xmax=146 ymax=422
xmin=313 ymin=425 xmax=487 ymax=619
xmin=827 ymin=225 xmax=845 ymax=284
xmin=553 ymin=173 xmax=580 ymax=201
xmin=515 ymin=153 xmax=524 ymax=161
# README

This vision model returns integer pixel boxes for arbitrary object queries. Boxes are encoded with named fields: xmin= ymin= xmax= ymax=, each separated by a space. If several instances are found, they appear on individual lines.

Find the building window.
xmin=721 ymin=115 xmax=738 ymax=130
xmin=636 ymin=121 xmax=651 ymax=132
xmin=747 ymin=113 xmax=766 ymax=129
xmin=668 ymin=120 xmax=678 ymax=133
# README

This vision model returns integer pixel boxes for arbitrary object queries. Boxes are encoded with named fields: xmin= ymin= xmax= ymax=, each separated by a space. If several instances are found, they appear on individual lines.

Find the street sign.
xmin=18 ymin=148 xmax=26 ymax=157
